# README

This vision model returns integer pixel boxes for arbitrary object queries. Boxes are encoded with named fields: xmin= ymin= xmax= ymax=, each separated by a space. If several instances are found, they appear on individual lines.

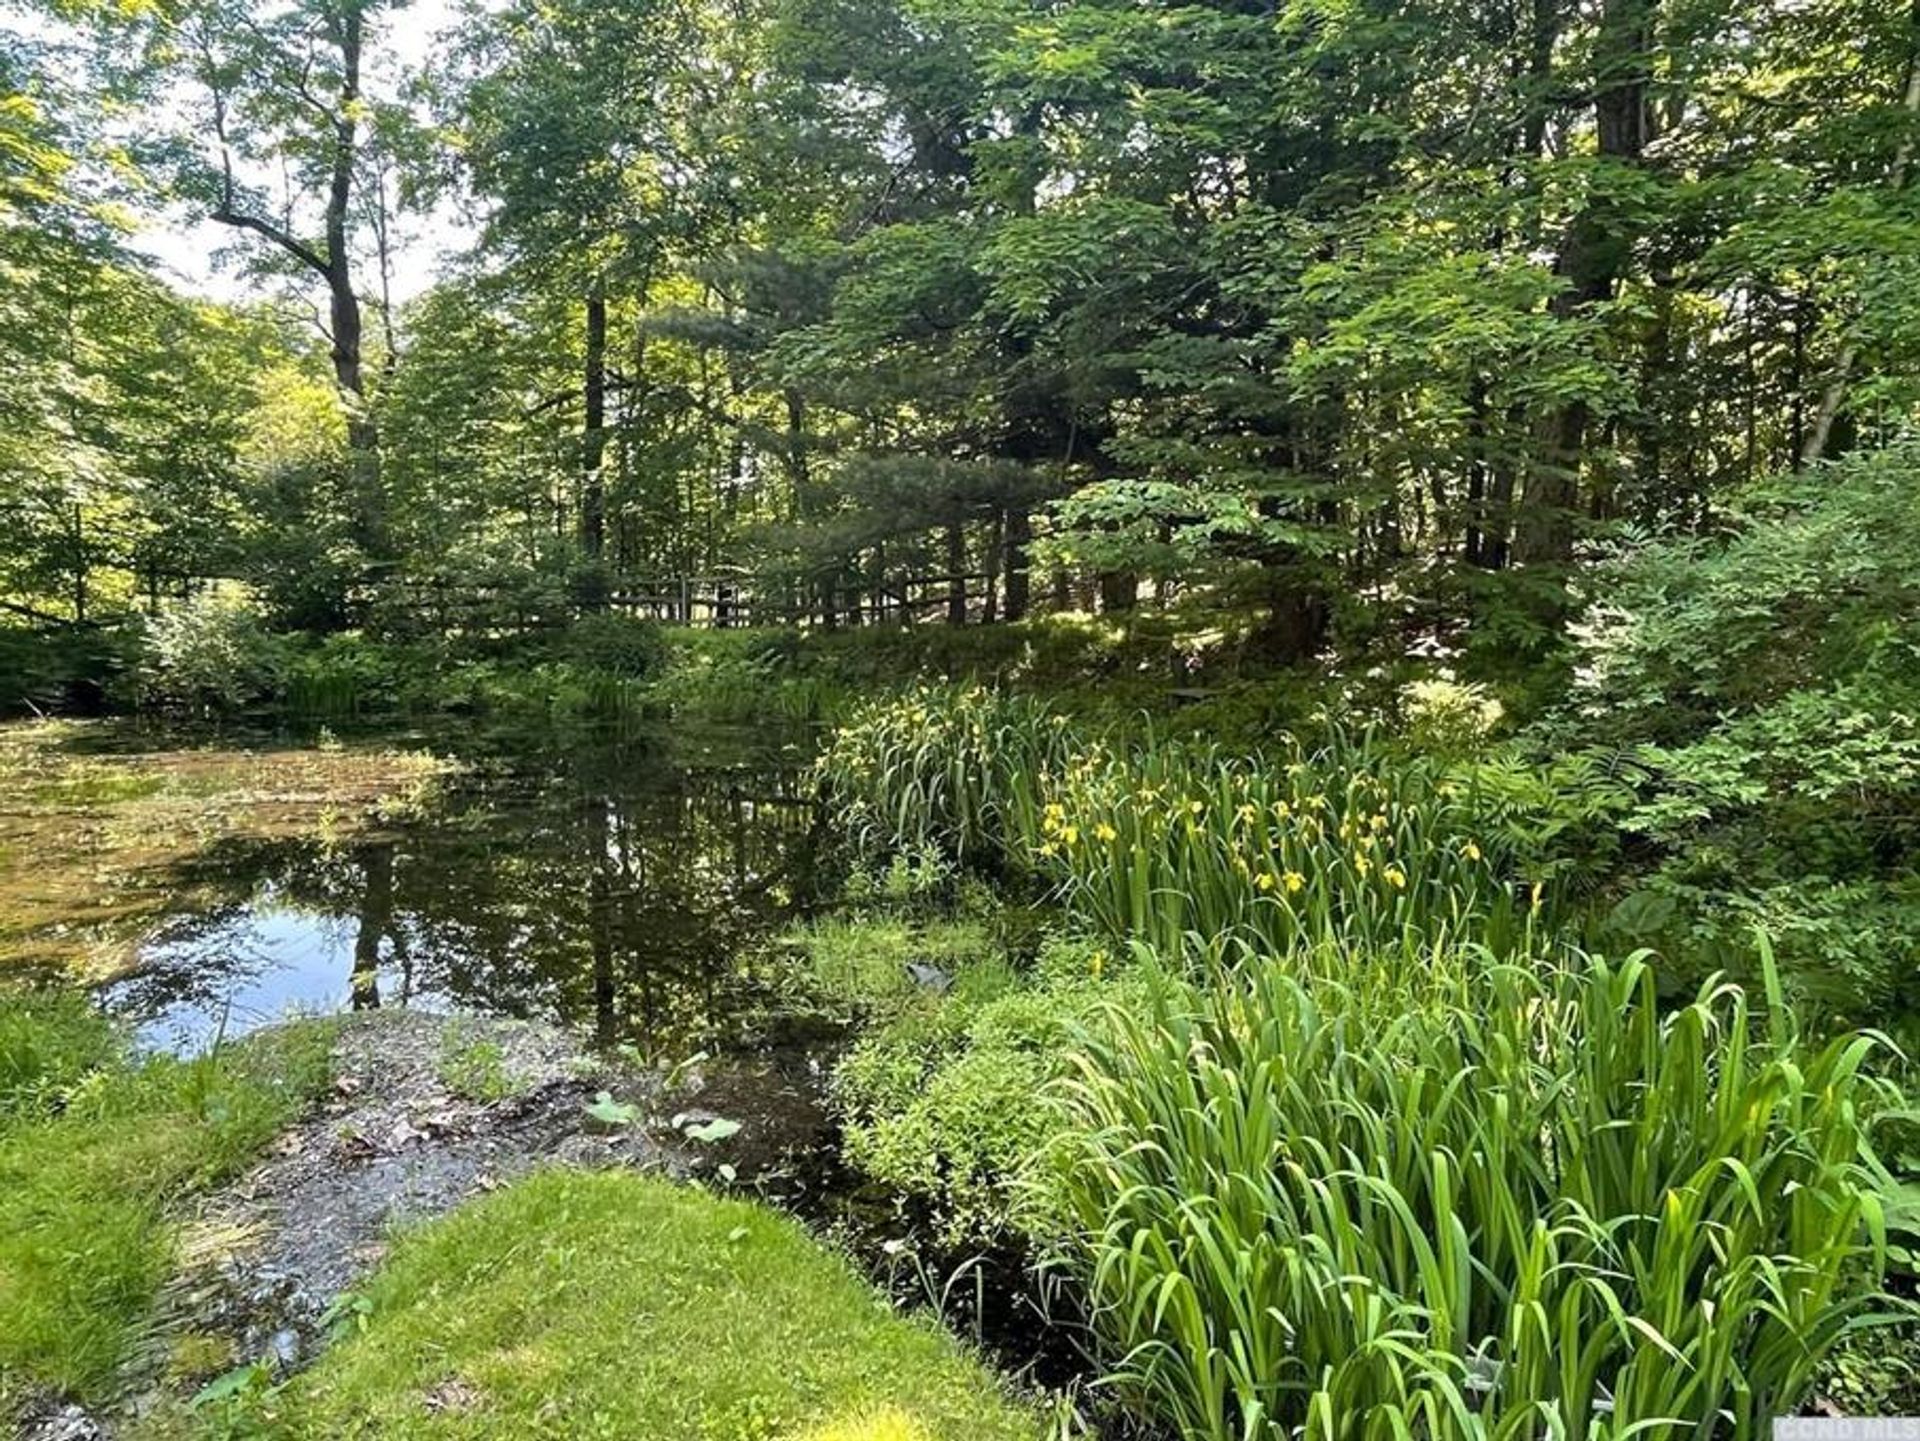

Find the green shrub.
xmin=1054 ymin=943 xmax=1893 ymax=1439
xmin=557 ymin=613 xmax=667 ymax=678
xmin=1399 ymin=676 xmax=1505 ymax=756
xmin=647 ymin=628 xmax=853 ymax=725
xmin=1546 ymin=445 xmax=1920 ymax=1016
xmin=841 ymin=847 xmax=965 ymax=913
xmin=434 ymin=1024 xmax=523 ymax=1103
xmin=794 ymin=914 xmax=999 ymax=1011
xmin=832 ymin=933 xmax=1139 ymax=1242
xmin=820 ymin=684 xmax=1077 ymax=868
xmin=0 ymin=624 xmax=141 ymax=716
xmin=132 ymin=592 xmax=290 ymax=714
xmin=283 ymin=632 xmax=410 ymax=717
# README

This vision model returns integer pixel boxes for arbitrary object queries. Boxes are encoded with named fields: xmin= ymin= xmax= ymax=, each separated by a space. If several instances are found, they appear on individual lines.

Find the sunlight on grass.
xmin=798 ymin=1404 xmax=936 ymax=1440
xmin=264 ymin=1169 xmax=1041 ymax=1440
xmin=0 ymin=994 xmax=334 ymax=1414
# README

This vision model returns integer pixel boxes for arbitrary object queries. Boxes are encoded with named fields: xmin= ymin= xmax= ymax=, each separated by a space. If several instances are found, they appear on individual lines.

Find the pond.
xmin=14 ymin=716 xmax=1100 ymax=1405
xmin=98 ymin=722 xmax=830 ymax=1058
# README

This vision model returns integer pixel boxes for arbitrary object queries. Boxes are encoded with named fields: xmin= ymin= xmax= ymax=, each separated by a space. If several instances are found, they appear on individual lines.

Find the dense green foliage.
xmin=7 ymin=0 xmax=1920 ymax=1432
xmin=1547 ymin=443 xmax=1920 ymax=1014
xmin=7 ymin=0 xmax=1920 ymax=666
xmin=802 ymin=925 xmax=1124 ymax=1241
xmin=255 ymin=1169 xmax=1042 ymax=1439
xmin=1057 ymin=945 xmax=1891 ymax=1438
xmin=823 ymin=687 xmax=1551 ymax=952
xmin=816 ymin=664 xmax=1910 ymax=1432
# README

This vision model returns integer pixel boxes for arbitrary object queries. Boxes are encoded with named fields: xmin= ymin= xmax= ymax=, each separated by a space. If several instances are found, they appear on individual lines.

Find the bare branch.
xmin=203 ymin=36 xmax=334 ymax=279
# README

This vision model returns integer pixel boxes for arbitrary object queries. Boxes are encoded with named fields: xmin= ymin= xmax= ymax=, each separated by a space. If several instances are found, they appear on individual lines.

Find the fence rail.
xmin=346 ymin=569 xmax=1033 ymax=629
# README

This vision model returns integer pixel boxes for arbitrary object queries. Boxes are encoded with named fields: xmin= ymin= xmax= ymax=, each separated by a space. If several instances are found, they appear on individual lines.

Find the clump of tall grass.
xmin=821 ymin=688 xmax=1527 ymax=954
xmin=0 ymin=998 xmax=336 ymax=1403
xmin=819 ymin=684 xmax=1077 ymax=867
xmin=1052 ymin=942 xmax=1894 ymax=1439
xmin=1028 ymin=734 xmax=1523 ymax=956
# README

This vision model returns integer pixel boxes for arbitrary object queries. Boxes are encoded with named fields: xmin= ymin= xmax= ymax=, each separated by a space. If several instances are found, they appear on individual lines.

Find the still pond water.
xmin=82 ymin=719 xmax=1098 ymax=1395
xmin=102 ymin=722 xmax=828 ymax=1056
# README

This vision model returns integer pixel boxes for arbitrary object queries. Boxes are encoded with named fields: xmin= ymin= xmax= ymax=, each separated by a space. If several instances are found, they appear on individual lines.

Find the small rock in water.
xmin=903 ymin=962 xmax=952 ymax=993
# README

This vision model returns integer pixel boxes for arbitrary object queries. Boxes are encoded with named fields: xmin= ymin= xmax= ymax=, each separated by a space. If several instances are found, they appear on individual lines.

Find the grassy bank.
xmin=240 ymin=1168 xmax=1042 ymax=1440
xmin=0 ymin=992 xmax=335 ymax=1418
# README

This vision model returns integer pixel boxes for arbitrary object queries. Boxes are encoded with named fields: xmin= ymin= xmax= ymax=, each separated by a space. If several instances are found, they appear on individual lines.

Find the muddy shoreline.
xmin=21 ymin=1008 xmax=847 ymax=1440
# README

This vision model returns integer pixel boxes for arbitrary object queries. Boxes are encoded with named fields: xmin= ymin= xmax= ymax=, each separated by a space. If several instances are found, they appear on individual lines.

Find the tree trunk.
xmin=946 ymin=523 xmax=967 ymax=625
xmin=1516 ymin=0 xmax=1653 ymax=567
xmin=69 ymin=503 xmax=86 ymax=624
xmin=1249 ymin=580 xmax=1329 ymax=666
xmin=323 ymin=6 xmax=385 ymax=562
xmin=1003 ymin=506 xmax=1031 ymax=621
xmin=579 ymin=278 xmax=609 ymax=608
xmin=206 ymin=2 xmax=388 ymax=562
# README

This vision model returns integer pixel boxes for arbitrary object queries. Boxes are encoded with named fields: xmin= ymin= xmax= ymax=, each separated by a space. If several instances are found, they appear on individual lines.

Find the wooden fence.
xmin=349 ymin=568 xmax=1037 ymax=630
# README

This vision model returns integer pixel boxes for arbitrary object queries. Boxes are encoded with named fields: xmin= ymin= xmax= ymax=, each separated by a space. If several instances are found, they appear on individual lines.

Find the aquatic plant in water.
xmin=821 ymin=688 xmax=1529 ymax=959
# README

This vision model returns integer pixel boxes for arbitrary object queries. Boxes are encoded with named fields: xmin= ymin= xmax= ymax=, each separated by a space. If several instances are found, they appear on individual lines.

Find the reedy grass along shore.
xmin=0 ymin=993 xmax=337 ymax=1415
xmin=1055 ymin=944 xmax=1893 ymax=1439
xmin=820 ymin=683 xmax=1537 ymax=957
xmin=815 ymin=685 xmax=1907 ymax=1438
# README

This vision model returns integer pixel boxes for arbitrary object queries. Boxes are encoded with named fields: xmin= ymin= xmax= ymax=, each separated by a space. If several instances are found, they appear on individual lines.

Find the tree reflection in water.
xmin=105 ymin=727 xmax=826 ymax=1057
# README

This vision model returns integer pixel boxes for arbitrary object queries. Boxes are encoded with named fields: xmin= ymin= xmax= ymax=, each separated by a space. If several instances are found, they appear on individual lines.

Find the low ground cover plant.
xmin=828 ymin=931 xmax=1140 ymax=1243
xmin=252 ymin=1168 xmax=1043 ymax=1440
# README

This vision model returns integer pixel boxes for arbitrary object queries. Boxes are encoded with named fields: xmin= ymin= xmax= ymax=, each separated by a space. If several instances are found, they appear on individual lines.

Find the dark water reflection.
xmin=103 ymin=725 xmax=827 ymax=1056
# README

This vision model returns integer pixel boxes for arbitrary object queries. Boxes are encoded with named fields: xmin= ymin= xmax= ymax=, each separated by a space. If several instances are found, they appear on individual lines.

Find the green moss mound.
xmin=265 ymin=1169 xmax=1041 ymax=1441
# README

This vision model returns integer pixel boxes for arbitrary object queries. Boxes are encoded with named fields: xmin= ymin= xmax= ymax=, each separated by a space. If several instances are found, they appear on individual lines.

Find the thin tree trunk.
xmin=1801 ymin=21 xmax=1920 ymax=467
xmin=1098 ymin=571 xmax=1136 ymax=613
xmin=580 ymin=277 xmax=608 ymax=607
xmin=1003 ymin=506 xmax=1031 ymax=621
xmin=70 ymin=503 xmax=86 ymax=624
xmin=205 ymin=4 xmax=387 ymax=561
xmin=1516 ymin=0 xmax=1653 ymax=566
xmin=946 ymin=523 xmax=967 ymax=625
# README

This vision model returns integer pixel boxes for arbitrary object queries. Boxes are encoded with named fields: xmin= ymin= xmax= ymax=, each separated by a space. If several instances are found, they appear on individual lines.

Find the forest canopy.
xmin=3 ymin=0 xmax=1916 ymax=672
